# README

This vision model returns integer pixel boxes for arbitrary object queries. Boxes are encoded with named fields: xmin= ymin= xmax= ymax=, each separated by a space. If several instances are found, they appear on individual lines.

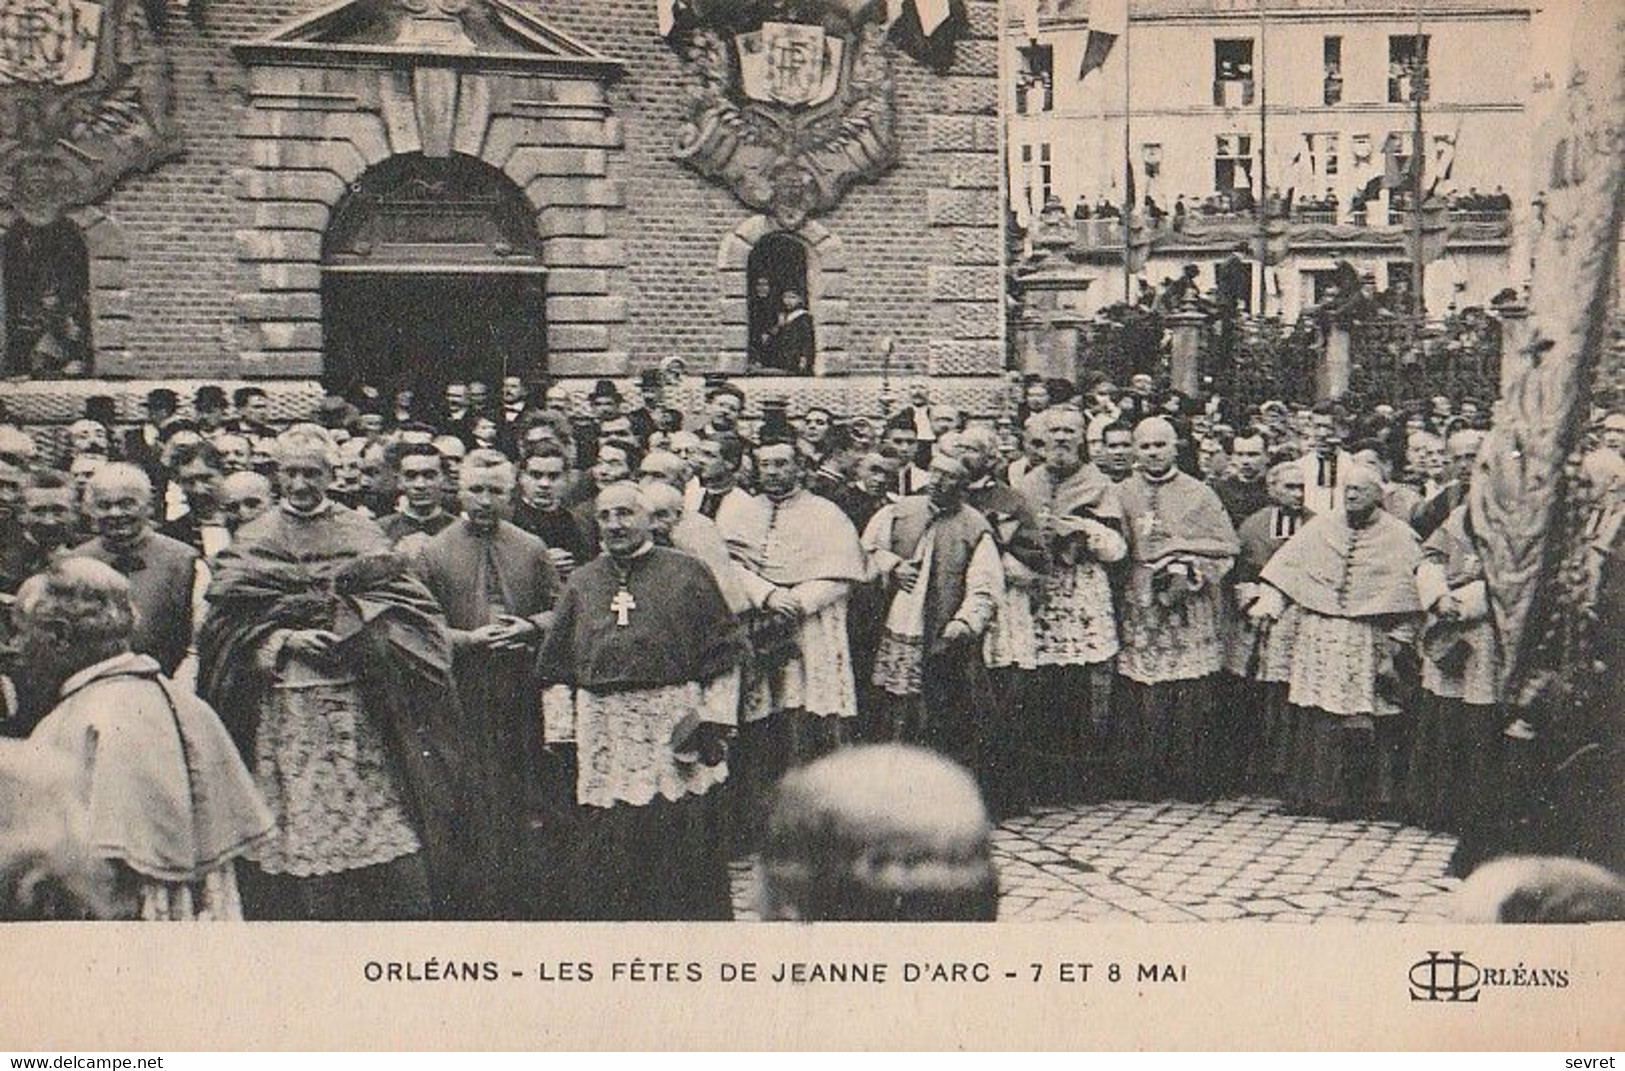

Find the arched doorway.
xmin=321 ymin=153 xmax=546 ymax=401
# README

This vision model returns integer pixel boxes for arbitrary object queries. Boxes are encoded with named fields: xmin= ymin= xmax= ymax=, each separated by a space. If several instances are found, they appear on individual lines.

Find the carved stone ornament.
xmin=672 ymin=9 xmax=897 ymax=230
xmin=0 ymin=0 xmax=182 ymax=224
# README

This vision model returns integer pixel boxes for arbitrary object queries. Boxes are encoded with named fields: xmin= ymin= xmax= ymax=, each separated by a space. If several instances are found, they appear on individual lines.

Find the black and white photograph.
xmin=0 ymin=0 xmax=1620 ymax=1045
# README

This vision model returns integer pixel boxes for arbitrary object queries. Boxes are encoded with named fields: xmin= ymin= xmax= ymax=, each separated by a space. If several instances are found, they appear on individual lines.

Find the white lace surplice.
xmin=574 ymin=682 xmax=729 ymax=809
xmin=1283 ymin=608 xmax=1399 ymax=717
xmin=742 ymin=599 xmax=858 ymax=722
xmin=1032 ymin=563 xmax=1118 ymax=667
xmin=248 ymin=658 xmax=421 ymax=878
xmin=1118 ymin=560 xmax=1231 ymax=685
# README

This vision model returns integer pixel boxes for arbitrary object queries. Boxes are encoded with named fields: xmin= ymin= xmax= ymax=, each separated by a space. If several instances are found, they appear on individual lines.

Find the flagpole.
xmin=1122 ymin=5 xmax=1132 ymax=305
xmin=1411 ymin=0 xmax=1427 ymax=326
xmin=1256 ymin=0 xmax=1269 ymax=317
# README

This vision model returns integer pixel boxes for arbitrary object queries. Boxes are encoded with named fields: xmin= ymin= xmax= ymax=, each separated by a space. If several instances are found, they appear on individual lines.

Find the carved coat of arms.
xmin=672 ymin=4 xmax=898 ymax=230
xmin=0 ymin=0 xmax=182 ymax=224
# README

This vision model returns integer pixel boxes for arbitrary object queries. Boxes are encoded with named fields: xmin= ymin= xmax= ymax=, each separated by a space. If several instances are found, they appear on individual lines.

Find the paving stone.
xmin=745 ymin=799 xmax=1465 ymax=923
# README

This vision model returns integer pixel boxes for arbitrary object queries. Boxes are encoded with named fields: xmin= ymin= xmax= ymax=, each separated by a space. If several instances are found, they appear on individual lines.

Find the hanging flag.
xmin=1426 ymin=118 xmax=1462 ymax=197
xmin=1470 ymin=0 xmax=1625 ymax=704
xmin=1359 ymin=173 xmax=1384 ymax=202
xmin=1079 ymin=0 xmax=1126 ymax=78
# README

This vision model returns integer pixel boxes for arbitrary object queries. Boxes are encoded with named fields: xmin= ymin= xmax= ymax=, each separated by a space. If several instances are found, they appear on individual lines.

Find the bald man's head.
xmin=1341 ymin=462 xmax=1384 ymax=520
xmin=1133 ymin=417 xmax=1178 ymax=476
xmin=84 ymin=463 xmax=153 ymax=547
xmin=760 ymin=744 xmax=997 ymax=922
xmin=640 ymin=481 xmax=685 ymax=541
xmin=220 ymin=471 xmax=274 ymax=532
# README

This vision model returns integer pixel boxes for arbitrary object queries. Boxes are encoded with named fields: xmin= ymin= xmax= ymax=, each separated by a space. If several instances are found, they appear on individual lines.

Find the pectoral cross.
xmin=610 ymin=588 xmax=637 ymax=627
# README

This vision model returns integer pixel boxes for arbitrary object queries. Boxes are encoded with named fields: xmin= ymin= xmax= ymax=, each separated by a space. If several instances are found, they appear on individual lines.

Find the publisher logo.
xmin=1409 ymin=951 xmax=1481 ymax=1002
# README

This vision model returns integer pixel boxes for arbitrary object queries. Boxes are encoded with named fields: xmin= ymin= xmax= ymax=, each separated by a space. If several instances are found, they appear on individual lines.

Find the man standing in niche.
xmin=749 ymin=276 xmax=778 ymax=370
xmin=766 ymin=290 xmax=816 ymax=375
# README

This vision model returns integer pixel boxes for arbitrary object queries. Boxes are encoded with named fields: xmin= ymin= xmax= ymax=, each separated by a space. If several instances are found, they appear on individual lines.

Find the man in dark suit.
xmin=511 ymin=442 xmax=590 ymax=582
xmin=766 ymin=290 xmax=816 ymax=375
xmin=71 ymin=463 xmax=200 ymax=678
xmin=1412 ymin=428 xmax=1483 ymax=540
xmin=159 ymin=439 xmax=230 ymax=560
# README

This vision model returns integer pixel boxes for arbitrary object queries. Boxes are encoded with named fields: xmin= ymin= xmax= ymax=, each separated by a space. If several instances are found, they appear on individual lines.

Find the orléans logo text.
xmin=1409 ymin=951 xmax=1570 ymax=1002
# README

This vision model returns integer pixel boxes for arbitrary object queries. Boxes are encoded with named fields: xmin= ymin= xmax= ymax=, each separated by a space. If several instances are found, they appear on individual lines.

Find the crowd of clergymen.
xmin=0 ymin=368 xmax=1621 ymax=922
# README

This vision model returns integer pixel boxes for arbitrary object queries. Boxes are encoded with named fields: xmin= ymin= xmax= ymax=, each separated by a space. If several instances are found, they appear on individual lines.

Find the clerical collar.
xmin=1140 ymin=466 xmax=1179 ymax=485
xmin=402 ymin=503 xmax=443 ymax=521
xmin=281 ymin=498 xmax=333 ymax=519
xmin=608 ymin=541 xmax=655 ymax=564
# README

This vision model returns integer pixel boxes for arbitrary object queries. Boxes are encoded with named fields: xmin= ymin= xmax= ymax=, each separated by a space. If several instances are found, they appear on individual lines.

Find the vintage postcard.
xmin=0 ymin=0 xmax=1619 ymax=1051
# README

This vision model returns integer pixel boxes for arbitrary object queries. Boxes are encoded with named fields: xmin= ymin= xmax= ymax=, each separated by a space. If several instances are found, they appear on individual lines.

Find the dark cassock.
xmin=159 ymin=509 xmax=230 ymax=561
xmin=1224 ymin=502 xmax=1311 ymax=794
xmin=1116 ymin=470 xmax=1239 ymax=801
xmin=1214 ymin=475 xmax=1271 ymax=530
xmin=512 ymin=498 xmax=592 ymax=564
xmin=863 ymin=495 xmax=1002 ymax=768
xmin=416 ymin=518 xmax=559 ymax=918
xmin=1407 ymin=505 xmax=1502 ymax=836
xmin=964 ymin=473 xmax=1047 ymax=815
xmin=1257 ymin=506 xmax=1422 ymax=819
xmin=537 ymin=544 xmax=747 ymax=920
xmin=1017 ymin=461 xmax=1128 ymax=802
xmin=197 ymin=503 xmax=472 ymax=920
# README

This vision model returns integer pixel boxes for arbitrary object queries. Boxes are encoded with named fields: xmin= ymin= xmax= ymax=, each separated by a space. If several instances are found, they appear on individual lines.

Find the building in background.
xmin=1005 ymin=0 xmax=1534 ymax=321
xmin=0 ymin=0 xmax=1005 ymax=429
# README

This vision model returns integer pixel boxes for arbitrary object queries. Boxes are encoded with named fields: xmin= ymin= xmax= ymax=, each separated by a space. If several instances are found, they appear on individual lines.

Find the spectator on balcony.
xmin=1172 ymin=196 xmax=1187 ymax=231
xmin=1144 ymin=195 xmax=1166 ymax=228
xmin=1073 ymin=196 xmax=1092 ymax=221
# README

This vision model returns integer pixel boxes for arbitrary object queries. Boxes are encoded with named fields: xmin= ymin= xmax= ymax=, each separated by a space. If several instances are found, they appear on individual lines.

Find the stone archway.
xmin=319 ymin=153 xmax=548 ymax=397
xmin=717 ymin=215 xmax=850 ymax=375
xmin=233 ymin=3 xmax=626 ymax=378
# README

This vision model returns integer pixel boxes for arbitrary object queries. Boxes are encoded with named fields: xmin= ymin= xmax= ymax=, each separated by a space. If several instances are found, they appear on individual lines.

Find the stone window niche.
xmin=2 ymin=219 xmax=94 ymax=379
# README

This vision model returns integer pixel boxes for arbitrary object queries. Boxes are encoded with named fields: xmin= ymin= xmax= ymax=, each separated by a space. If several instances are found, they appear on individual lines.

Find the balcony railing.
xmin=1050 ymin=207 xmax=1511 ymax=254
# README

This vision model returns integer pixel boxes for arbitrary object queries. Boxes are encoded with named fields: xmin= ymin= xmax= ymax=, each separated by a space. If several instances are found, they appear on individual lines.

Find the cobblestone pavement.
xmin=733 ymin=795 xmax=1462 ymax=922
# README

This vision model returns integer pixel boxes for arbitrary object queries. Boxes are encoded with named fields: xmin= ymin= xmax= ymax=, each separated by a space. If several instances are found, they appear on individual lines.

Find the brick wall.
xmin=0 ymin=0 xmax=1005 ymax=423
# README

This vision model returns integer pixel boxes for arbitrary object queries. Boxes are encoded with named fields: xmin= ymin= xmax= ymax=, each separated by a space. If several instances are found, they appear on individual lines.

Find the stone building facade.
xmin=0 ymin=0 xmax=1005 ymax=427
